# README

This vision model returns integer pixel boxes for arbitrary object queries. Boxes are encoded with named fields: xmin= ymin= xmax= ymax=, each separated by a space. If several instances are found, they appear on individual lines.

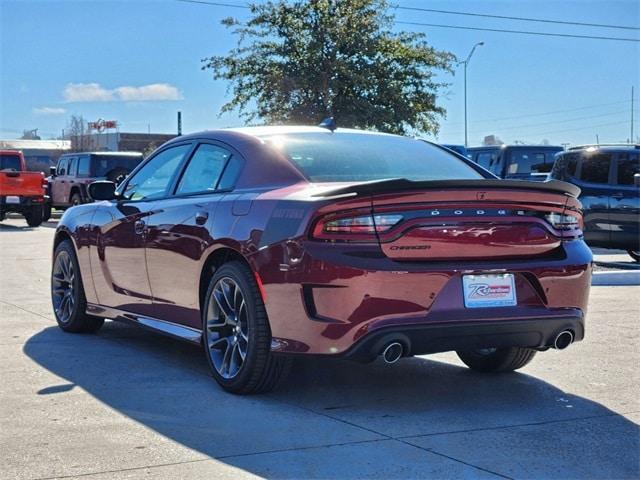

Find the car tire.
xmin=70 ymin=192 xmax=82 ymax=206
xmin=202 ymin=261 xmax=291 ymax=394
xmin=42 ymin=204 xmax=52 ymax=222
xmin=51 ymin=239 xmax=104 ymax=333
xmin=456 ymin=347 xmax=536 ymax=373
xmin=25 ymin=207 xmax=43 ymax=227
xmin=627 ymin=250 xmax=640 ymax=263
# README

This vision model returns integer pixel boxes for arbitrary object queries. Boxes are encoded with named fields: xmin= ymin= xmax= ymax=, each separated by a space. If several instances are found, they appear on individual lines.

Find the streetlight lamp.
xmin=460 ymin=42 xmax=484 ymax=148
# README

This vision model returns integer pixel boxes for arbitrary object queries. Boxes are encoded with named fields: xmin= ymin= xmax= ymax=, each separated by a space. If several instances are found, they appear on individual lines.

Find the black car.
xmin=550 ymin=144 xmax=640 ymax=261
xmin=468 ymin=145 xmax=563 ymax=180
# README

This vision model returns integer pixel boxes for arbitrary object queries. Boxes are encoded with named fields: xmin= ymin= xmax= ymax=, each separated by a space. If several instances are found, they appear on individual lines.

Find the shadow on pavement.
xmin=24 ymin=322 xmax=639 ymax=479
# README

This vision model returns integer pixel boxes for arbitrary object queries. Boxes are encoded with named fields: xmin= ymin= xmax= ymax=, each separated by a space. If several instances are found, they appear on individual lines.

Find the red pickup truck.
xmin=0 ymin=150 xmax=47 ymax=227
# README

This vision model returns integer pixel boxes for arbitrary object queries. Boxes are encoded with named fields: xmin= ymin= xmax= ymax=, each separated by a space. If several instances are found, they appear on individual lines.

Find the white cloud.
xmin=114 ymin=84 xmax=183 ymax=101
xmin=63 ymin=82 xmax=183 ymax=103
xmin=33 ymin=107 xmax=67 ymax=115
xmin=63 ymin=83 xmax=114 ymax=102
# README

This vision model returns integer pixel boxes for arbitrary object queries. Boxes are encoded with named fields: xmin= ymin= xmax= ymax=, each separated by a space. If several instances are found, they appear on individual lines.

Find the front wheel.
xmin=457 ymin=347 xmax=537 ymax=373
xmin=70 ymin=193 xmax=82 ymax=207
xmin=202 ymin=261 xmax=291 ymax=394
xmin=627 ymin=250 xmax=640 ymax=262
xmin=51 ymin=240 xmax=104 ymax=333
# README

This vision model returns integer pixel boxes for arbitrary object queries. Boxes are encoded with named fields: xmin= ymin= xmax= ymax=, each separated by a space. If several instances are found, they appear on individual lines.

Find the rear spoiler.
xmin=312 ymin=178 xmax=581 ymax=198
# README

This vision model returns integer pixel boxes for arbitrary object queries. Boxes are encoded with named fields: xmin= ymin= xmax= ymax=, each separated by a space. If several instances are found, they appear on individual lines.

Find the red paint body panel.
xmin=53 ymin=128 xmax=592 ymax=359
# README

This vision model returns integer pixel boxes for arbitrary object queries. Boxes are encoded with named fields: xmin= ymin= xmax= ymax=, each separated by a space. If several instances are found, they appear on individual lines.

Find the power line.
xmin=444 ymin=109 xmax=636 ymax=136
xmin=394 ymin=5 xmax=640 ymax=31
xmin=471 ymin=100 xmax=630 ymax=123
xmin=174 ymin=0 xmax=640 ymax=42
xmin=175 ymin=0 xmax=249 ymax=9
xmin=396 ymin=21 xmax=640 ymax=43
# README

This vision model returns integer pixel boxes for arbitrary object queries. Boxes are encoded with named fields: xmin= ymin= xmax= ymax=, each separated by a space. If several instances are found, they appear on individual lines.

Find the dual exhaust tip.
xmin=380 ymin=330 xmax=573 ymax=363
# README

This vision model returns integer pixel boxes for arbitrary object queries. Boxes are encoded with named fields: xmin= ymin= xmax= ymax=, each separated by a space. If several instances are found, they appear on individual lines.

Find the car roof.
xmin=184 ymin=125 xmax=398 ymax=140
xmin=565 ymin=144 xmax=640 ymax=153
xmin=468 ymin=145 xmax=563 ymax=150
xmin=60 ymin=151 xmax=142 ymax=156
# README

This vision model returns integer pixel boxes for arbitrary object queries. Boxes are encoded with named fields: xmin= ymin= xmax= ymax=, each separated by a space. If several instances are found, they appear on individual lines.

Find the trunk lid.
xmin=330 ymin=179 xmax=577 ymax=262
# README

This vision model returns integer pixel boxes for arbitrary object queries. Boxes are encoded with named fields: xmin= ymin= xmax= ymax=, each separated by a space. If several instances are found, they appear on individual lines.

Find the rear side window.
xmin=217 ymin=156 xmax=243 ymax=190
xmin=263 ymin=133 xmax=484 ymax=182
xmin=67 ymin=157 xmax=78 ymax=176
xmin=579 ymin=154 xmax=611 ymax=184
xmin=0 ymin=154 xmax=21 ymax=171
xmin=78 ymin=156 xmax=90 ymax=176
xmin=176 ymin=144 xmax=231 ymax=194
xmin=616 ymin=153 xmax=640 ymax=185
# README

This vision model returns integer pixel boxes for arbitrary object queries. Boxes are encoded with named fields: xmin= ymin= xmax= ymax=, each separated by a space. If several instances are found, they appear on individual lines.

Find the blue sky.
xmin=1 ymin=0 xmax=638 ymax=146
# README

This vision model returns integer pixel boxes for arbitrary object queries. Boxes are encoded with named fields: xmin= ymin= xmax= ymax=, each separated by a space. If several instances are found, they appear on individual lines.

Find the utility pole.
xmin=631 ymin=86 xmax=634 ymax=144
xmin=460 ymin=42 xmax=484 ymax=148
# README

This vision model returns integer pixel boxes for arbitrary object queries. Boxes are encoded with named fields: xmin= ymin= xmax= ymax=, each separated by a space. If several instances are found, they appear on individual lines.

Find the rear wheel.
xmin=51 ymin=240 xmax=104 ymax=333
xmin=42 ymin=203 xmax=52 ymax=222
xmin=627 ymin=250 xmax=640 ymax=262
xmin=25 ymin=207 xmax=43 ymax=227
xmin=202 ymin=261 xmax=291 ymax=394
xmin=457 ymin=347 xmax=536 ymax=373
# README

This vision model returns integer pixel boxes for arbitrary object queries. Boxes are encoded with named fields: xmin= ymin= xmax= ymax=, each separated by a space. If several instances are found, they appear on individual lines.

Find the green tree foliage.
xmin=203 ymin=0 xmax=455 ymax=135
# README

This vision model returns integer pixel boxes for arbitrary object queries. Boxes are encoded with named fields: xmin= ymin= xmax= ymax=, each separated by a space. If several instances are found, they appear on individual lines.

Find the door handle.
xmin=134 ymin=219 xmax=146 ymax=234
xmin=195 ymin=211 xmax=209 ymax=225
xmin=611 ymin=193 xmax=624 ymax=199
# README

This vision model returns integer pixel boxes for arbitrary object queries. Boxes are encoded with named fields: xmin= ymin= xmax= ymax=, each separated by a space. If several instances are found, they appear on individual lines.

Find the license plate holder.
xmin=462 ymin=273 xmax=517 ymax=308
xmin=5 ymin=196 xmax=20 ymax=204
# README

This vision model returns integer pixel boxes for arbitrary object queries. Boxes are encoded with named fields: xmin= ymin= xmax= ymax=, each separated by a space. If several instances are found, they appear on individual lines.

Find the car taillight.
xmin=313 ymin=213 xmax=403 ymax=240
xmin=545 ymin=212 xmax=582 ymax=231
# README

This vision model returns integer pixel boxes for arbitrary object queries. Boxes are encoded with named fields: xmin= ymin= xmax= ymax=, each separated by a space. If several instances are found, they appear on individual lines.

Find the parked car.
xmin=550 ymin=144 xmax=640 ymax=261
xmin=0 ymin=150 xmax=47 ymax=227
xmin=47 ymin=151 xmax=143 ymax=210
xmin=51 ymin=126 xmax=592 ymax=394
xmin=440 ymin=144 xmax=468 ymax=157
xmin=468 ymin=145 xmax=563 ymax=180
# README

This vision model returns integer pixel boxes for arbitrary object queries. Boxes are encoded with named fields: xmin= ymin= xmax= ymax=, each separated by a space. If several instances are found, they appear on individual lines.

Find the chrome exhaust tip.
xmin=553 ymin=330 xmax=574 ymax=350
xmin=382 ymin=342 xmax=404 ymax=364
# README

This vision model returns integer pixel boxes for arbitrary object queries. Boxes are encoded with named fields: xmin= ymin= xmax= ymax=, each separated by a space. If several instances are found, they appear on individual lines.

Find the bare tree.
xmin=63 ymin=115 xmax=96 ymax=152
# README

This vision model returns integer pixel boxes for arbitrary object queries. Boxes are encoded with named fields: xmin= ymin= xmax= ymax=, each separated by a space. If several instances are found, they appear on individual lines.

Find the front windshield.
xmin=0 ymin=154 xmax=21 ymax=171
xmin=262 ymin=132 xmax=485 ymax=182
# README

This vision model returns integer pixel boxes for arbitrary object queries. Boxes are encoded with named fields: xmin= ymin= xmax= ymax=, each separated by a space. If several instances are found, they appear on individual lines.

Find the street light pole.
xmin=461 ymin=42 xmax=484 ymax=148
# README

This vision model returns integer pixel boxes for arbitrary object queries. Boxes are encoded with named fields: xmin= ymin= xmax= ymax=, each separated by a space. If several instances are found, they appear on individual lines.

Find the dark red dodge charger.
xmin=51 ymin=126 xmax=592 ymax=394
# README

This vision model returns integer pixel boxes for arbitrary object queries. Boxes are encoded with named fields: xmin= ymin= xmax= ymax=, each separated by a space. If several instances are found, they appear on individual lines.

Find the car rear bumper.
xmin=255 ymin=238 xmax=592 ymax=356
xmin=0 ymin=195 xmax=46 ymax=214
xmin=340 ymin=313 xmax=584 ymax=362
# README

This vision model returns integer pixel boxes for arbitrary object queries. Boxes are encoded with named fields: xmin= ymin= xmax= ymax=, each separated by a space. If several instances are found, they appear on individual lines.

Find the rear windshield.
xmin=0 ymin=154 xmax=21 ymax=171
xmin=507 ymin=149 xmax=562 ymax=174
xmin=91 ymin=154 xmax=142 ymax=177
xmin=262 ymin=133 xmax=484 ymax=182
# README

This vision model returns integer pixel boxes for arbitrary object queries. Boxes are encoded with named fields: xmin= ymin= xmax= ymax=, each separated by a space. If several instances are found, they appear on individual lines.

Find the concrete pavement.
xmin=1 ymin=218 xmax=639 ymax=479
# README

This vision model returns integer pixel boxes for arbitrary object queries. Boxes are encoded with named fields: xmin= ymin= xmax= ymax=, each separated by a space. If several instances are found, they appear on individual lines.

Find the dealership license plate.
xmin=5 ymin=196 xmax=20 ymax=204
xmin=462 ymin=273 xmax=517 ymax=308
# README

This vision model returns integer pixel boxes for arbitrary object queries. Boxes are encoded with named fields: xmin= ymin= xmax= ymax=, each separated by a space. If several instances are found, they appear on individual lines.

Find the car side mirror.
xmin=634 ymin=173 xmax=640 ymax=187
xmin=49 ymin=166 xmax=57 ymax=176
xmin=88 ymin=181 xmax=118 ymax=201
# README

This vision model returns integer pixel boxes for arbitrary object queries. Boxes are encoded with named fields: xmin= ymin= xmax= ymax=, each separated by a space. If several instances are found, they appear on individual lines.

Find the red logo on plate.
xmin=468 ymin=284 xmax=511 ymax=298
